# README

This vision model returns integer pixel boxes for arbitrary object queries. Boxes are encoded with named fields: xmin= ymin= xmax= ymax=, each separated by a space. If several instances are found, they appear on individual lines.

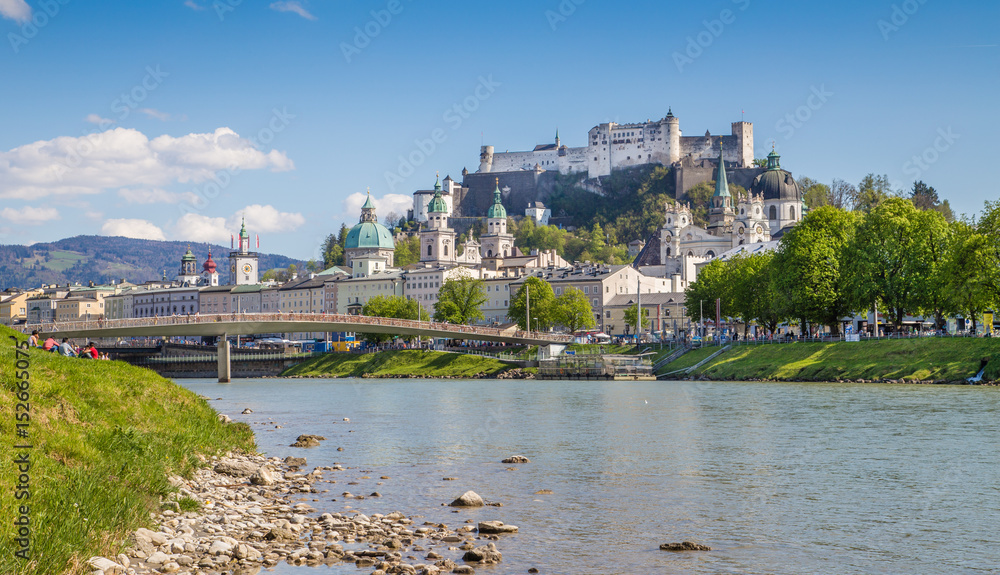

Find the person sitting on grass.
xmin=58 ymin=338 xmax=77 ymax=357
xmin=28 ymin=330 xmax=39 ymax=348
xmin=81 ymin=342 xmax=99 ymax=359
xmin=43 ymin=336 xmax=58 ymax=352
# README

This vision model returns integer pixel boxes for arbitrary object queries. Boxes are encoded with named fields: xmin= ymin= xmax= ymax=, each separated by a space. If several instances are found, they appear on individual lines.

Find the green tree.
xmin=623 ymin=302 xmax=650 ymax=334
xmin=910 ymin=180 xmax=955 ymax=222
xmin=851 ymin=173 xmax=894 ymax=213
xmin=728 ymin=251 xmax=786 ymax=337
xmin=393 ymin=235 xmax=421 ymax=267
xmin=913 ymin=208 xmax=952 ymax=329
xmin=682 ymin=181 xmax=714 ymax=227
xmin=772 ymin=206 xmax=858 ymax=334
xmin=508 ymin=276 xmax=556 ymax=330
xmin=433 ymin=274 xmax=488 ymax=324
xmin=360 ymin=295 xmax=420 ymax=343
xmin=843 ymin=198 xmax=935 ymax=330
xmin=553 ymin=287 xmax=595 ymax=333
xmin=684 ymin=258 xmax=732 ymax=323
xmin=799 ymin=176 xmax=832 ymax=210
xmin=941 ymin=220 xmax=994 ymax=332
xmin=322 ymin=224 xmax=350 ymax=268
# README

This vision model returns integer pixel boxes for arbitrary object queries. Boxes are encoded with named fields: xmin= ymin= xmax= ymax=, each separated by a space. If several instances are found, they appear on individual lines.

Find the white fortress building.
xmin=478 ymin=110 xmax=753 ymax=179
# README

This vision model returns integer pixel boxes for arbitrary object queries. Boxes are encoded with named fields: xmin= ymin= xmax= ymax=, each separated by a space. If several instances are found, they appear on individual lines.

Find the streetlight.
xmin=534 ymin=318 xmax=540 ymax=333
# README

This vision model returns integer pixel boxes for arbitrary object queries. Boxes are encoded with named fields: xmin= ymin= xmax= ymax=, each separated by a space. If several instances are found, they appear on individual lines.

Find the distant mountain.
xmin=0 ymin=235 xmax=303 ymax=290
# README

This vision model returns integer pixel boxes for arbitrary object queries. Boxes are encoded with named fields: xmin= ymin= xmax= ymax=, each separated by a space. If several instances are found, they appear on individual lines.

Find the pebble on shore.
xmin=87 ymin=453 xmax=509 ymax=575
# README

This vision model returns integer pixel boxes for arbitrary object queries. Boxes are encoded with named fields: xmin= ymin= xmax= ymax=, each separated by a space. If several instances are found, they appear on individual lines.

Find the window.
xmin=592 ymin=298 xmax=598 ymax=307
xmin=769 ymin=205 xmax=777 ymax=220
xmin=427 ymin=245 xmax=432 ymax=256
xmin=444 ymin=245 xmax=449 ymax=256
xmin=606 ymin=311 xmax=611 ymax=319
xmin=790 ymin=206 xmax=795 ymax=219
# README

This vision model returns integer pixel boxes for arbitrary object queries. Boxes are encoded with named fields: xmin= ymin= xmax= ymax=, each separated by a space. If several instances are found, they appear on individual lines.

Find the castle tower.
xmin=176 ymin=246 xmax=199 ymax=285
xmin=731 ymin=121 xmax=754 ymax=168
xmin=480 ymin=178 xmax=514 ymax=260
xmin=420 ymin=178 xmax=456 ymax=264
xmin=202 ymin=248 xmax=219 ymax=287
xmin=479 ymin=145 xmax=494 ymax=173
xmin=665 ymin=108 xmax=680 ymax=164
xmin=229 ymin=217 xmax=259 ymax=285
xmin=707 ymin=147 xmax=735 ymax=237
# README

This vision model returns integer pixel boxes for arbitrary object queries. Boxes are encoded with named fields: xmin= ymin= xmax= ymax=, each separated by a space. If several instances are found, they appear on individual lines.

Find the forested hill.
xmin=0 ymin=235 xmax=302 ymax=290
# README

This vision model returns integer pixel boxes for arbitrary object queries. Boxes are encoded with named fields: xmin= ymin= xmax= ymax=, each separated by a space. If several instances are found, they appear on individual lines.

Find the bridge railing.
xmin=28 ymin=312 xmax=574 ymax=344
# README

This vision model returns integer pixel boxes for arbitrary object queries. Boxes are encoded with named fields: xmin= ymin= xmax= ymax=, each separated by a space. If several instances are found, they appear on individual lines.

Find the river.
xmin=177 ymin=378 xmax=1000 ymax=574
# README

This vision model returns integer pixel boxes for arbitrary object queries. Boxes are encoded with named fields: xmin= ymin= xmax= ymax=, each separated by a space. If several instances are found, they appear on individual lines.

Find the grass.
xmin=658 ymin=346 xmax=724 ymax=373
xmin=20 ymin=250 xmax=89 ymax=272
xmin=565 ymin=343 xmax=634 ymax=355
xmin=686 ymin=338 xmax=1000 ymax=382
xmin=0 ymin=325 xmax=254 ymax=575
xmin=281 ymin=349 xmax=523 ymax=378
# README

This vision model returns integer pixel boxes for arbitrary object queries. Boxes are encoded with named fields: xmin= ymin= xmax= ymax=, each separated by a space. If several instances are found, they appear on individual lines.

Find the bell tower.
xmin=229 ymin=217 xmax=259 ymax=285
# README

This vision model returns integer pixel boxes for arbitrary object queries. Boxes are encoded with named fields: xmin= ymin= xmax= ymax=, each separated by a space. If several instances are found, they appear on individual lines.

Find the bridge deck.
xmin=30 ymin=313 xmax=573 ymax=346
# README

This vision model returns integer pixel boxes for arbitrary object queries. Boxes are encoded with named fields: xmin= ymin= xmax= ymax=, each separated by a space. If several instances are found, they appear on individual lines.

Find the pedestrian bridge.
xmin=30 ymin=313 xmax=571 ymax=381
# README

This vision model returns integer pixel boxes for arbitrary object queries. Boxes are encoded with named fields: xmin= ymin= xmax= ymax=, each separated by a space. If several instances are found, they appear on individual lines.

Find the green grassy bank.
xmin=0 ymin=325 xmax=254 ymax=575
xmin=662 ymin=338 xmax=1000 ymax=382
xmin=281 ymin=349 xmax=525 ymax=378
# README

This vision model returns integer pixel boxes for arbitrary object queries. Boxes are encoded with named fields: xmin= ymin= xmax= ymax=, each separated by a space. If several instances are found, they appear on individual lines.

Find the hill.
xmin=0 ymin=235 xmax=303 ymax=290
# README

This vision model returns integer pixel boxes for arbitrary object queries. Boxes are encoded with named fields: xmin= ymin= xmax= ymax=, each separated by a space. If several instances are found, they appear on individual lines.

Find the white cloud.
xmin=184 ymin=0 xmax=205 ymax=10
xmin=118 ymin=188 xmax=200 ymax=205
xmin=101 ymin=218 xmax=166 ymax=241
xmin=171 ymin=204 xmax=305 ymax=245
xmin=84 ymin=113 xmax=114 ymax=125
xmin=0 ymin=205 xmax=60 ymax=225
xmin=139 ymin=108 xmax=172 ymax=121
xmin=237 ymin=204 xmax=305 ymax=233
xmin=0 ymin=0 xmax=30 ymax=23
xmin=270 ymin=1 xmax=316 ymax=20
xmin=343 ymin=192 xmax=413 ymax=222
xmin=173 ymin=213 xmax=229 ymax=244
xmin=0 ymin=127 xmax=294 ymax=199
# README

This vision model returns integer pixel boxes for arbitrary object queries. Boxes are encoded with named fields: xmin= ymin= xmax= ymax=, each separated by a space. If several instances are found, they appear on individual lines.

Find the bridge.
xmin=29 ymin=313 xmax=572 ymax=382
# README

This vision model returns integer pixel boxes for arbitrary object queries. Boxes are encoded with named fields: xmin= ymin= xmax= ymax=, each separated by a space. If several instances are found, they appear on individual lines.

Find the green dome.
xmin=428 ymin=190 xmax=448 ymax=214
xmin=345 ymin=221 xmax=395 ymax=250
xmin=181 ymin=247 xmax=196 ymax=262
xmin=486 ymin=179 xmax=506 ymax=219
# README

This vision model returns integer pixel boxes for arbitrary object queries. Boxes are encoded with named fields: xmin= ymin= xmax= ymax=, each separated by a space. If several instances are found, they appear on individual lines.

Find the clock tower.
xmin=229 ymin=217 xmax=259 ymax=285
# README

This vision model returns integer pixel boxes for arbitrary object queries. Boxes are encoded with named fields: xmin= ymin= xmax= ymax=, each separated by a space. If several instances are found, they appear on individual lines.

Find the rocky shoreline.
xmin=684 ymin=375 xmax=998 ymax=385
xmin=283 ymin=367 xmax=536 ymax=380
xmin=86 ymin=452 xmax=514 ymax=575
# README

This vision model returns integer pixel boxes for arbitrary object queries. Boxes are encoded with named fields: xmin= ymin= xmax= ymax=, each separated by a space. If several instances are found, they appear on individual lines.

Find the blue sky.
xmin=0 ymin=0 xmax=996 ymax=260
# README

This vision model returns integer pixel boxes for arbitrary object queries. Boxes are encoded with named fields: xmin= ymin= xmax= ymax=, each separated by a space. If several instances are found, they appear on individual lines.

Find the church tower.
xmin=229 ymin=217 xmax=259 ymax=285
xmin=176 ymin=246 xmax=200 ymax=285
xmin=202 ymin=248 xmax=219 ymax=286
xmin=480 ymin=178 xmax=514 ymax=260
xmin=420 ymin=176 xmax=456 ymax=264
xmin=707 ymin=147 xmax=735 ymax=237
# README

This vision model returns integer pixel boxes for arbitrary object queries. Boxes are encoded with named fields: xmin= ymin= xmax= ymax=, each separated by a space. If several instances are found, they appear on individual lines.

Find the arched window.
xmin=790 ymin=206 xmax=795 ymax=220
xmin=706 ymin=251 xmax=716 ymax=258
xmin=487 ymin=250 xmax=493 ymax=257
xmin=444 ymin=245 xmax=449 ymax=256
xmin=666 ymin=247 xmax=671 ymax=256
xmin=427 ymin=245 xmax=432 ymax=256
xmin=769 ymin=205 xmax=777 ymax=220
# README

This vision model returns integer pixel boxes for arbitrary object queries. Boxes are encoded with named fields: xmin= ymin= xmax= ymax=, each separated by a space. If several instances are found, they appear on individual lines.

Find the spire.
xmin=239 ymin=216 xmax=249 ymax=239
xmin=360 ymin=187 xmax=378 ymax=222
xmin=766 ymin=146 xmax=781 ymax=170
xmin=487 ymin=177 xmax=507 ymax=219
xmin=555 ymin=128 xmax=560 ymax=146
xmin=713 ymin=147 xmax=731 ymax=198
xmin=434 ymin=171 xmax=442 ymax=191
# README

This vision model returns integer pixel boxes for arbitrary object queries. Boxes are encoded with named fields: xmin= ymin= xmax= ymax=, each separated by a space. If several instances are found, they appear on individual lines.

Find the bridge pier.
xmin=217 ymin=335 xmax=231 ymax=383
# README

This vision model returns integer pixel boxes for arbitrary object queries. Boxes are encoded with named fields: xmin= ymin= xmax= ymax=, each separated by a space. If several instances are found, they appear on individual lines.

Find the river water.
xmin=177 ymin=378 xmax=1000 ymax=574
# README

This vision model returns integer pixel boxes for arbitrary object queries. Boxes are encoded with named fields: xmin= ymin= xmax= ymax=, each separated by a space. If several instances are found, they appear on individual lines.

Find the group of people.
xmin=28 ymin=330 xmax=110 ymax=360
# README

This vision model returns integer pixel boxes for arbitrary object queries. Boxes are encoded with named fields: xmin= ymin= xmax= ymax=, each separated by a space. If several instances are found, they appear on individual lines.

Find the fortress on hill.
xmin=478 ymin=109 xmax=754 ymax=179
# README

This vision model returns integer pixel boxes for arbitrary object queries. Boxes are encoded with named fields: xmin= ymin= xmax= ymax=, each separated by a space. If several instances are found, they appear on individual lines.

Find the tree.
xmin=851 ymin=173 xmax=894 ymax=213
xmin=912 ymin=208 xmax=952 ymax=329
xmin=553 ymin=287 xmax=595 ymax=333
xmin=322 ymin=224 xmax=350 ymax=268
xmin=684 ymin=259 xmax=732 ymax=323
xmin=941 ymin=221 xmax=994 ymax=332
xmin=682 ymin=181 xmax=714 ymax=227
xmin=910 ymin=180 xmax=955 ymax=222
xmin=508 ymin=276 xmax=555 ymax=330
xmin=360 ymin=295 xmax=420 ymax=343
xmin=434 ymin=274 xmax=488 ymax=324
xmin=842 ymin=198 xmax=935 ymax=331
xmin=728 ymin=251 xmax=786 ymax=337
xmin=393 ymin=236 xmax=421 ymax=267
xmin=623 ymin=302 xmax=650 ymax=334
xmin=829 ymin=178 xmax=854 ymax=210
xmin=305 ymin=259 xmax=320 ymax=274
xmin=798 ymin=176 xmax=832 ymax=210
xmin=772 ymin=206 xmax=858 ymax=335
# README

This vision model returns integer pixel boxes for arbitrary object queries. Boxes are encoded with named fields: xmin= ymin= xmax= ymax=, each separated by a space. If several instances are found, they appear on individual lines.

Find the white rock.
xmin=145 ymin=551 xmax=171 ymax=565
xmin=208 ymin=539 xmax=233 ymax=556
xmin=86 ymin=557 xmax=125 ymax=575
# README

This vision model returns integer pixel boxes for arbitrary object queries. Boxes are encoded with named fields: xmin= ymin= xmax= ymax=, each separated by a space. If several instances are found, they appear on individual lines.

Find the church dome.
xmin=345 ymin=190 xmax=395 ymax=250
xmin=181 ymin=247 xmax=196 ymax=263
xmin=751 ymin=150 xmax=800 ymax=201
xmin=486 ymin=178 xmax=506 ymax=219
xmin=202 ymin=249 xmax=217 ymax=272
